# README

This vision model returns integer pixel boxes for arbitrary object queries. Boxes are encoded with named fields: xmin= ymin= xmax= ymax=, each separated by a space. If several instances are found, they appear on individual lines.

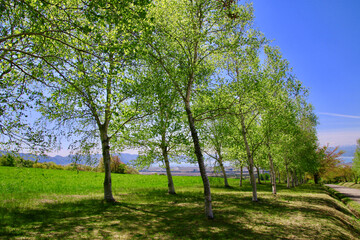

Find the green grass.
xmin=1 ymin=167 xmax=360 ymax=239
xmin=338 ymin=182 xmax=360 ymax=190
xmin=324 ymin=183 xmax=360 ymax=219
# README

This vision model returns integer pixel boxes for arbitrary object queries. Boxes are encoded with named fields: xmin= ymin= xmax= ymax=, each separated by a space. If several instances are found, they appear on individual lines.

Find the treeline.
xmin=1 ymin=0 xmax=327 ymax=219
xmin=0 ymin=153 xmax=138 ymax=174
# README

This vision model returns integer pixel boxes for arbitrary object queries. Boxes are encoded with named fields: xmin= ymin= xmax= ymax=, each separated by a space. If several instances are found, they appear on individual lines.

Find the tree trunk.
xmin=101 ymin=133 xmax=115 ymax=202
xmin=185 ymin=102 xmax=213 ymax=219
xmin=286 ymin=164 xmax=290 ymax=188
xmin=268 ymin=152 xmax=276 ymax=195
xmin=314 ymin=174 xmax=319 ymax=184
xmin=291 ymin=171 xmax=295 ymax=188
xmin=162 ymin=146 xmax=176 ymax=194
xmin=240 ymin=114 xmax=257 ymax=202
xmin=239 ymin=166 xmax=243 ymax=187
xmin=218 ymin=156 xmax=229 ymax=187
xmin=256 ymin=166 xmax=261 ymax=184
xmin=278 ymin=171 xmax=281 ymax=184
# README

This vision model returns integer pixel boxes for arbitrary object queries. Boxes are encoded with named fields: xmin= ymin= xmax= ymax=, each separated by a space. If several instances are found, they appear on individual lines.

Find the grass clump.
xmin=338 ymin=182 xmax=360 ymax=190
xmin=1 ymin=166 xmax=360 ymax=239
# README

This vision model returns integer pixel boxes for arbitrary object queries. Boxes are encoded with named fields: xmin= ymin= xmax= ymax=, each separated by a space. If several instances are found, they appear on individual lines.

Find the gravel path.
xmin=325 ymin=184 xmax=360 ymax=204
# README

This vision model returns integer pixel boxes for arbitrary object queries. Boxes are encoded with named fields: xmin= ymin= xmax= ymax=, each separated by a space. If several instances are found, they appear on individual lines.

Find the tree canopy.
xmin=1 ymin=0 xmax=321 ymax=219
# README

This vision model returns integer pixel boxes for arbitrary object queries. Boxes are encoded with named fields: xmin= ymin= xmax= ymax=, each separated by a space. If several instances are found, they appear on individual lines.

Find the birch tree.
xmin=31 ymin=0 xmax=150 ymax=202
xmin=144 ymin=0 xmax=254 ymax=218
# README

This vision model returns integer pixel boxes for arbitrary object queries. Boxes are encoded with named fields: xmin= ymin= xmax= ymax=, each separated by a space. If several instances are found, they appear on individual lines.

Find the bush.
xmin=33 ymin=162 xmax=47 ymax=169
xmin=32 ymin=161 xmax=65 ymax=170
xmin=260 ymin=173 xmax=270 ymax=181
xmin=66 ymin=163 xmax=95 ymax=172
xmin=0 ymin=153 xmax=17 ymax=167
xmin=98 ymin=155 xmax=139 ymax=174
xmin=125 ymin=167 xmax=139 ymax=174
xmin=16 ymin=158 xmax=35 ymax=168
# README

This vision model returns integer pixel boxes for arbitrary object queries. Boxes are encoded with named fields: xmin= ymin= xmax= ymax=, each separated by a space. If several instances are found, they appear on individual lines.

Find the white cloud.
xmin=318 ymin=112 xmax=360 ymax=119
xmin=317 ymin=130 xmax=360 ymax=146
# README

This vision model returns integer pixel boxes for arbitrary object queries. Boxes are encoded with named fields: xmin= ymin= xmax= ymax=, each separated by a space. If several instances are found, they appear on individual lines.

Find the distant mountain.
xmin=339 ymin=145 xmax=356 ymax=157
xmin=336 ymin=145 xmax=357 ymax=164
xmin=1 ymin=151 xmax=139 ymax=166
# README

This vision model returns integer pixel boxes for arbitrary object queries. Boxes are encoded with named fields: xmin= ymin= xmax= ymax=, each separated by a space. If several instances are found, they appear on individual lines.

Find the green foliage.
xmin=98 ymin=155 xmax=139 ymax=174
xmin=260 ymin=173 xmax=270 ymax=181
xmin=0 ymin=153 xmax=33 ymax=167
xmin=0 ymin=153 xmax=17 ymax=166
xmin=352 ymin=139 xmax=360 ymax=176
xmin=1 ymin=0 xmax=323 ymax=212
xmin=16 ymin=158 xmax=35 ymax=168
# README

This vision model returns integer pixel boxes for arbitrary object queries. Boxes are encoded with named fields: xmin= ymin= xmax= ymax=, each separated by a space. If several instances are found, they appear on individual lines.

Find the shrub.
xmin=16 ymin=158 xmax=35 ymax=168
xmin=125 ymin=167 xmax=139 ymax=174
xmin=98 ymin=155 xmax=139 ymax=174
xmin=33 ymin=162 xmax=47 ymax=169
xmin=0 ymin=153 xmax=17 ymax=167
xmin=260 ymin=173 xmax=270 ymax=181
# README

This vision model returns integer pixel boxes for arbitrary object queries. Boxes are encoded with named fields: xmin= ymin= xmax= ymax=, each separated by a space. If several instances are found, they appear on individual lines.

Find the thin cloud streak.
xmin=318 ymin=112 xmax=360 ymax=119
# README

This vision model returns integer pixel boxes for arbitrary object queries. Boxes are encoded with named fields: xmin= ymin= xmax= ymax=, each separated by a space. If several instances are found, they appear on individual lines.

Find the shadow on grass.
xmin=1 ymin=187 xmax=360 ymax=239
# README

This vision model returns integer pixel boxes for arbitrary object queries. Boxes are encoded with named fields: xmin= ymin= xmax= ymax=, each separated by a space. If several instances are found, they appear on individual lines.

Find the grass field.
xmin=325 ymin=182 xmax=360 ymax=219
xmin=338 ymin=182 xmax=360 ymax=190
xmin=1 ymin=166 xmax=360 ymax=239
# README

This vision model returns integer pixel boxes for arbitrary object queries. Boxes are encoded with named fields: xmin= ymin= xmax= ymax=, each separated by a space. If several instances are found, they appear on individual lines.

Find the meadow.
xmin=1 ymin=166 xmax=360 ymax=239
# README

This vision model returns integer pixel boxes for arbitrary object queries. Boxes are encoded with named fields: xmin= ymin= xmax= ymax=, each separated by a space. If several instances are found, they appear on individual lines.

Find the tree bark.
xmin=286 ymin=163 xmax=290 ymax=188
xmin=218 ymin=155 xmax=229 ymax=187
xmin=314 ymin=174 xmax=319 ymax=184
xmin=239 ymin=166 xmax=243 ymax=187
xmin=278 ymin=171 xmax=281 ymax=184
xmin=268 ymin=152 xmax=276 ymax=195
xmin=100 ymin=131 xmax=115 ymax=202
xmin=256 ymin=166 xmax=261 ymax=184
xmin=240 ymin=114 xmax=257 ymax=201
xmin=291 ymin=170 xmax=295 ymax=188
xmin=162 ymin=146 xmax=176 ymax=194
xmin=185 ymin=102 xmax=213 ymax=219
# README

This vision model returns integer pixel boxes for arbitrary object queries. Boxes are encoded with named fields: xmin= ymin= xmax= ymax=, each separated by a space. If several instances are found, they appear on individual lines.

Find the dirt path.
xmin=325 ymin=184 xmax=360 ymax=204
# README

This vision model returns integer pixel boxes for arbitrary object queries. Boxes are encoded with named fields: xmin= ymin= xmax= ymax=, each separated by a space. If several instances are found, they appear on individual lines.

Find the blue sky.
xmin=252 ymin=0 xmax=360 ymax=146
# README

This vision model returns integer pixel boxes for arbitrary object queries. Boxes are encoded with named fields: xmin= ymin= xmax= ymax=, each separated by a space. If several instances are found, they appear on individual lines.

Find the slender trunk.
xmin=100 ymin=131 xmax=115 ymax=202
xmin=240 ymin=114 xmax=257 ymax=202
xmin=248 ymin=166 xmax=252 ymax=185
xmin=101 ymin=51 xmax=115 ymax=203
xmin=286 ymin=164 xmax=290 ymax=188
xmin=185 ymin=102 xmax=213 ymax=219
xmin=278 ymin=171 xmax=281 ymax=184
xmin=218 ymin=156 xmax=229 ymax=187
xmin=291 ymin=170 xmax=295 ymax=188
xmin=162 ymin=146 xmax=176 ymax=194
xmin=160 ymin=112 xmax=176 ymax=195
xmin=268 ymin=152 xmax=276 ymax=195
xmin=314 ymin=174 xmax=319 ymax=184
xmin=239 ymin=166 xmax=243 ymax=187
xmin=294 ymin=170 xmax=298 ymax=186
xmin=256 ymin=166 xmax=261 ymax=184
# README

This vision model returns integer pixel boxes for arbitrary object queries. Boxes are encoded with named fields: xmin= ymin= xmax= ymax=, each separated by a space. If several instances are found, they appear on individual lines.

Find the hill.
xmin=339 ymin=145 xmax=356 ymax=157
xmin=0 ymin=152 xmax=138 ymax=166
